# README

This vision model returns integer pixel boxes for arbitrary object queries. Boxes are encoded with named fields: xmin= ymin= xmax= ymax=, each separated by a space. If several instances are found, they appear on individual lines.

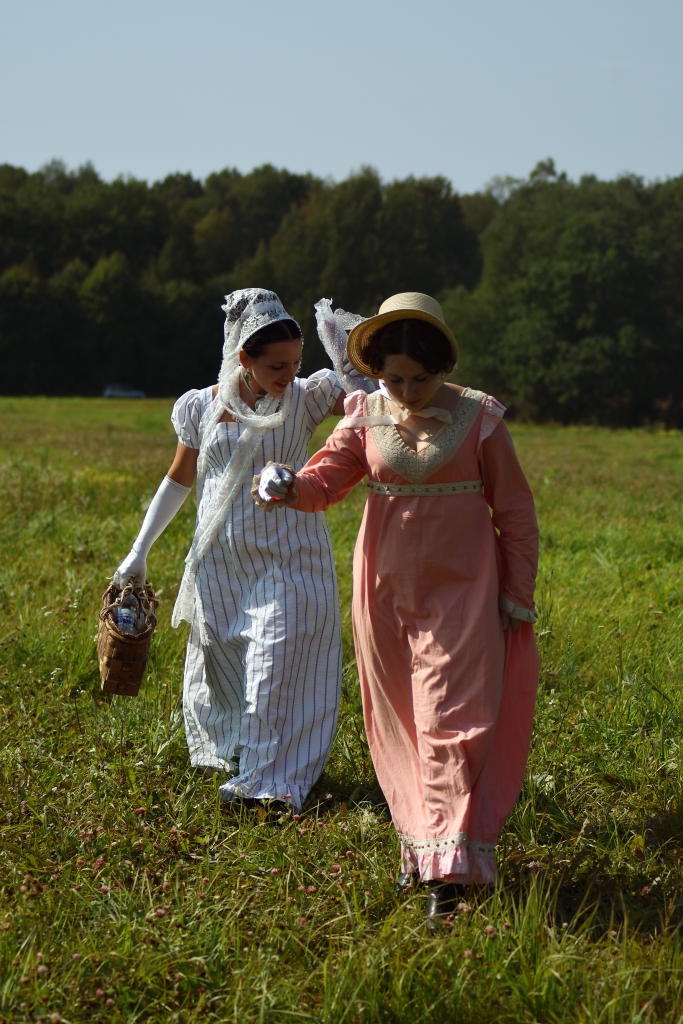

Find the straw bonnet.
xmin=346 ymin=292 xmax=458 ymax=378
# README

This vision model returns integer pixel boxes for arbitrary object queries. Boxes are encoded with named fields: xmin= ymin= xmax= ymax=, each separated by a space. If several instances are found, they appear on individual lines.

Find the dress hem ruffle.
xmin=400 ymin=841 xmax=498 ymax=885
xmin=219 ymin=778 xmax=301 ymax=810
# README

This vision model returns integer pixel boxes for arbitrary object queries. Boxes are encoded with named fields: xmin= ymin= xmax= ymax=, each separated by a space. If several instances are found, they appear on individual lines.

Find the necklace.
xmin=242 ymin=373 xmax=265 ymax=407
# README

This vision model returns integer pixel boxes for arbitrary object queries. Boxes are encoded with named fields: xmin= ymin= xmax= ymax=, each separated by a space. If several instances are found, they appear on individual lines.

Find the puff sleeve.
xmin=303 ymin=369 xmax=343 ymax=430
xmin=171 ymin=389 xmax=202 ymax=449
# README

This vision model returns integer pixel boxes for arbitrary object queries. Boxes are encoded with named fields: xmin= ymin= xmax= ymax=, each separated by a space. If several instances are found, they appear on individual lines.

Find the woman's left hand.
xmin=259 ymin=465 xmax=293 ymax=501
xmin=501 ymin=611 xmax=521 ymax=632
xmin=252 ymin=463 xmax=298 ymax=511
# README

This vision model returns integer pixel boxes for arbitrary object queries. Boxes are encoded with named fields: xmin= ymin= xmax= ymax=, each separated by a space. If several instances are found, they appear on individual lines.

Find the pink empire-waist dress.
xmin=291 ymin=387 xmax=540 ymax=884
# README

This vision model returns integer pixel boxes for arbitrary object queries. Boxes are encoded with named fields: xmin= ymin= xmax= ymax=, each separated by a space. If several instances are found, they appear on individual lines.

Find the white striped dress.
xmin=171 ymin=370 xmax=343 ymax=810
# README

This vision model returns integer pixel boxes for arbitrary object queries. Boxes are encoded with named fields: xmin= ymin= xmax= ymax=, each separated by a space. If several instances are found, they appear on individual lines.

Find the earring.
xmin=243 ymin=370 xmax=252 ymax=383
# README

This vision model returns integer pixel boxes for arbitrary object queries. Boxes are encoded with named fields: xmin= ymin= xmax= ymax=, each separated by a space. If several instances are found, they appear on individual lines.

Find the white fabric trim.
xmin=397 ymin=832 xmax=468 ymax=853
xmin=499 ymin=593 xmax=538 ymax=623
xmin=367 ymin=479 xmax=483 ymax=497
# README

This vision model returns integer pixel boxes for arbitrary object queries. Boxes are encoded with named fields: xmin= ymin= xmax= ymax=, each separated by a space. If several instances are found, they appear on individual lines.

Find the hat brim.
xmin=346 ymin=309 xmax=458 ymax=379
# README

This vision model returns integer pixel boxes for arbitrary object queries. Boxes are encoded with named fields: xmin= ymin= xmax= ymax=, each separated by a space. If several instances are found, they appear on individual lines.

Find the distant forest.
xmin=1 ymin=157 xmax=682 ymax=425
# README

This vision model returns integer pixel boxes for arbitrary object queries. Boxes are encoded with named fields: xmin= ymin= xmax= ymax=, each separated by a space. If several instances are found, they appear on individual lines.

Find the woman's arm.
xmin=479 ymin=421 xmax=539 ymax=621
xmin=255 ymin=427 xmax=367 ymax=513
xmin=168 ymin=441 xmax=199 ymax=486
xmin=331 ymin=393 xmax=346 ymax=417
xmin=113 ymin=442 xmax=197 ymax=584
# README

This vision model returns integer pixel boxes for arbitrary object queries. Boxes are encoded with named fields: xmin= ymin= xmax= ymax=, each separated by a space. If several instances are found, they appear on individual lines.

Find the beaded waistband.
xmin=366 ymin=479 xmax=483 ymax=497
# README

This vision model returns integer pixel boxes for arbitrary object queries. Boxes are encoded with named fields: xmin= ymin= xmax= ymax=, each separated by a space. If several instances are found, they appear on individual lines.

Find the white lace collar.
xmin=366 ymin=388 xmax=485 ymax=483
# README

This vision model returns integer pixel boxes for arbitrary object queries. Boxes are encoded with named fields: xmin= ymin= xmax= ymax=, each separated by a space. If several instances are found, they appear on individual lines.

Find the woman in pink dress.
xmin=254 ymin=293 xmax=540 ymax=930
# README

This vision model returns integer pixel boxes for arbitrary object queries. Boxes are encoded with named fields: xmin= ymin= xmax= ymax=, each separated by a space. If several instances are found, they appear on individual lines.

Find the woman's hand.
xmin=500 ymin=611 xmax=521 ymax=632
xmin=113 ymin=550 xmax=147 ymax=588
xmin=260 ymin=465 xmax=293 ymax=501
xmin=252 ymin=463 xmax=298 ymax=511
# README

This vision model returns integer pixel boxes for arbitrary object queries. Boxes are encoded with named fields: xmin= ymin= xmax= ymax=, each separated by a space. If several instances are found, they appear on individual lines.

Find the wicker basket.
xmin=97 ymin=578 xmax=159 ymax=697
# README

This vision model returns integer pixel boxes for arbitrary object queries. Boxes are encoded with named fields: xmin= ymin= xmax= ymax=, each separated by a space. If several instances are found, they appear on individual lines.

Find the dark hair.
xmin=362 ymin=318 xmax=455 ymax=376
xmin=241 ymin=318 xmax=302 ymax=359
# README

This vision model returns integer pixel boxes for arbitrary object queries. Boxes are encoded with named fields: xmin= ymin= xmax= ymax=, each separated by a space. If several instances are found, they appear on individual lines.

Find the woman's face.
xmin=380 ymin=353 xmax=447 ymax=412
xmin=240 ymin=340 xmax=303 ymax=396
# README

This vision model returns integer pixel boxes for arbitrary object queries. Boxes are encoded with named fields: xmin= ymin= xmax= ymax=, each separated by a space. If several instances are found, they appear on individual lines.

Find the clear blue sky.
xmin=1 ymin=0 xmax=681 ymax=193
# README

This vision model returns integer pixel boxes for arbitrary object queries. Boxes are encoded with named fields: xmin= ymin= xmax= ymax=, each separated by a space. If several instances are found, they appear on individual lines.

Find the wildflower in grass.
xmin=457 ymin=902 xmax=472 ymax=913
xmin=296 ymin=916 xmax=306 ymax=926
xmin=609 ymin=930 xmax=617 ymax=938
xmin=297 ymin=885 xmax=305 ymax=890
xmin=463 ymin=949 xmax=472 ymax=958
xmin=526 ymin=860 xmax=541 ymax=871
xmin=37 ymin=952 xmax=44 ymax=960
xmin=134 ymin=807 xmax=145 ymax=816
xmin=485 ymin=925 xmax=498 ymax=938
xmin=271 ymin=868 xmax=280 ymax=875
xmin=293 ymin=814 xmax=301 ymax=820
xmin=162 ymin=881 xmax=171 ymax=890
xmin=345 ymin=851 xmax=354 ymax=858
xmin=155 ymin=908 xmax=166 ymax=918
xmin=106 ymin=999 xmax=115 ymax=1007
xmin=48 ymin=1014 xmax=61 ymax=1023
xmin=72 ymin=953 xmax=81 ymax=960
xmin=503 ymin=922 xmax=511 ymax=930
xmin=100 ymin=885 xmax=109 ymax=894
xmin=202 ymin=876 xmax=209 ymax=883
xmin=331 ymin=864 xmax=341 ymax=872
xmin=306 ymin=886 xmax=316 ymax=893
xmin=246 ymin=931 xmax=254 ymax=936
xmin=92 ymin=856 xmax=105 ymax=871
xmin=96 ymin=989 xmax=105 ymax=998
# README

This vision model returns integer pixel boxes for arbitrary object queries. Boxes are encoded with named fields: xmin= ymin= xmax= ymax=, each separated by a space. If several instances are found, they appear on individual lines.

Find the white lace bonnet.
xmin=222 ymin=288 xmax=302 ymax=348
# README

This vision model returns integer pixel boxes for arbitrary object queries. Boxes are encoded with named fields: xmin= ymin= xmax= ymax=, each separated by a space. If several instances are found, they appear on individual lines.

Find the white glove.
xmin=114 ymin=548 xmax=148 ymax=587
xmin=113 ymin=475 xmax=191 ymax=586
xmin=258 ymin=465 xmax=293 ymax=503
xmin=342 ymin=355 xmax=372 ymax=388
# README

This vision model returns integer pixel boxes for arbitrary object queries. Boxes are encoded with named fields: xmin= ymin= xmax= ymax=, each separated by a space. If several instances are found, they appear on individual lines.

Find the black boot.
xmin=395 ymin=871 xmax=417 ymax=895
xmin=425 ymin=882 xmax=456 ymax=933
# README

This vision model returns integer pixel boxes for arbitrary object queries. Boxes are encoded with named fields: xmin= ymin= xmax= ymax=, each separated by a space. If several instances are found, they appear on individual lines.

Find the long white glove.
xmin=258 ymin=465 xmax=294 ymax=502
xmin=113 ymin=475 xmax=192 ymax=586
xmin=314 ymin=298 xmax=375 ymax=394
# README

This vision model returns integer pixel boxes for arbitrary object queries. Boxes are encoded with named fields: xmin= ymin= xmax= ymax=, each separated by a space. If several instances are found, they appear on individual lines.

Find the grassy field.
xmin=1 ymin=397 xmax=683 ymax=1023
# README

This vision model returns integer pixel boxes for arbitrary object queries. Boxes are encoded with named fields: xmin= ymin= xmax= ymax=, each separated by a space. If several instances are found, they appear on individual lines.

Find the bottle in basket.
xmin=97 ymin=577 xmax=159 ymax=697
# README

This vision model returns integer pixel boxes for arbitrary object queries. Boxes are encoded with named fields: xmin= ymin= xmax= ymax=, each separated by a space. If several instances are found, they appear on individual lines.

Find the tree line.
xmin=1 ymin=157 xmax=681 ymax=425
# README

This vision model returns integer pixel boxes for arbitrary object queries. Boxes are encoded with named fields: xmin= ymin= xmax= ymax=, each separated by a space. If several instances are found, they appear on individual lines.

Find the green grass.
xmin=1 ymin=397 xmax=683 ymax=1023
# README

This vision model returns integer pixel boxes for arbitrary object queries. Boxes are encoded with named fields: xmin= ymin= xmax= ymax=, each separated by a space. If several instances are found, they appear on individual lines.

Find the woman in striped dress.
xmin=114 ymin=288 xmax=364 ymax=810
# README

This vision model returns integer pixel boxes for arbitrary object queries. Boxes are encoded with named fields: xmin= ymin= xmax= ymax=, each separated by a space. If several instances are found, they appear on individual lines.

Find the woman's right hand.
xmin=113 ymin=549 xmax=147 ymax=588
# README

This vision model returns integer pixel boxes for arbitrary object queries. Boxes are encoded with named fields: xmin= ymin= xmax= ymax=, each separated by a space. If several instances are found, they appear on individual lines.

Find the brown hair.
xmin=242 ymin=319 xmax=302 ymax=359
xmin=362 ymin=318 xmax=455 ymax=376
